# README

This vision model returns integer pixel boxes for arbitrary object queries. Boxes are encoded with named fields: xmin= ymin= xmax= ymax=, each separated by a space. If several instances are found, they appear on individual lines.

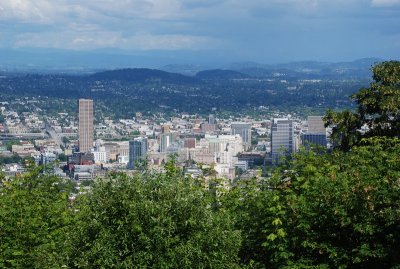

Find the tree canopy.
xmin=324 ymin=61 xmax=400 ymax=151
xmin=66 ymin=169 xmax=241 ymax=268
xmin=0 ymin=165 xmax=74 ymax=268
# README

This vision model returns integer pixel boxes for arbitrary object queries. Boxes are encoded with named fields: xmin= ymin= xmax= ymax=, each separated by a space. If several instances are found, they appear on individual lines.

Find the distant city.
xmin=0 ymin=92 xmax=330 ymax=182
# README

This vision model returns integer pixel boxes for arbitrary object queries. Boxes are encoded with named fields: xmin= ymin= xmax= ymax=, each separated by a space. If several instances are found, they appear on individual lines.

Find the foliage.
xmin=0 ymin=153 xmax=22 ymax=164
xmin=354 ymin=61 xmax=400 ymax=137
xmin=0 ymin=165 xmax=74 ymax=268
xmin=62 ymin=136 xmax=70 ymax=145
xmin=58 ymin=153 xmax=68 ymax=162
xmin=324 ymin=110 xmax=361 ymax=151
xmin=1 ymin=138 xmax=400 ymax=268
xmin=66 ymin=166 xmax=242 ymax=268
xmin=223 ymin=177 xmax=275 ymax=267
xmin=5 ymin=140 xmax=21 ymax=151
xmin=225 ymin=138 xmax=400 ymax=268
xmin=0 ymin=69 xmax=365 ymax=120
xmin=325 ymin=61 xmax=400 ymax=150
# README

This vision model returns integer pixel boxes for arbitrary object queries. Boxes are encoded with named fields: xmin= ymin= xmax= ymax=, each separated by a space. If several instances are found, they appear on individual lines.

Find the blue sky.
xmin=0 ymin=0 xmax=399 ymax=65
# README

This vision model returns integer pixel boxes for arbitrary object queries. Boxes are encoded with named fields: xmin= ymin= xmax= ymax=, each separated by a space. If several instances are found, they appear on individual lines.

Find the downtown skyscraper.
xmin=78 ymin=99 xmax=94 ymax=153
xmin=271 ymin=118 xmax=294 ymax=163
xmin=128 ymin=137 xmax=148 ymax=170
xmin=231 ymin=122 xmax=251 ymax=150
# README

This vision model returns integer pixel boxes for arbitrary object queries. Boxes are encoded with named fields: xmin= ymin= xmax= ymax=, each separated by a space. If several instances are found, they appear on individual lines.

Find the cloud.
xmin=13 ymin=30 xmax=220 ymax=50
xmin=0 ymin=0 xmax=185 ymax=24
xmin=371 ymin=0 xmax=400 ymax=6
xmin=0 ymin=0 xmax=225 ymax=50
xmin=82 ymin=0 xmax=183 ymax=20
xmin=0 ymin=0 xmax=56 ymax=23
xmin=0 ymin=0 xmax=399 ymax=62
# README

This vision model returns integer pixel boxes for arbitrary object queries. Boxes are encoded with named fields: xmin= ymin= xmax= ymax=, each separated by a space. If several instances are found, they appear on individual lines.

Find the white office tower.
xmin=92 ymin=147 xmax=108 ymax=164
xmin=230 ymin=122 xmax=251 ymax=150
xmin=159 ymin=133 xmax=173 ymax=152
xmin=189 ymin=135 xmax=243 ymax=166
xmin=203 ymin=134 xmax=243 ymax=166
xmin=78 ymin=99 xmax=94 ymax=153
xmin=128 ymin=137 xmax=148 ymax=170
xmin=92 ymin=139 xmax=108 ymax=164
xmin=271 ymin=118 xmax=295 ymax=163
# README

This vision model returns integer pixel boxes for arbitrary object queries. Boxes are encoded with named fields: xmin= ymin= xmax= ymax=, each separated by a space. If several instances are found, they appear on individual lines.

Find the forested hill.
xmin=89 ymin=68 xmax=198 ymax=84
xmin=0 ymin=66 xmax=368 ymax=118
xmin=195 ymin=69 xmax=251 ymax=80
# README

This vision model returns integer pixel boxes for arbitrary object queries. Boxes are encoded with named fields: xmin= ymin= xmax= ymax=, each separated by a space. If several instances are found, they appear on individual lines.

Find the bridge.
xmin=0 ymin=133 xmax=49 ymax=140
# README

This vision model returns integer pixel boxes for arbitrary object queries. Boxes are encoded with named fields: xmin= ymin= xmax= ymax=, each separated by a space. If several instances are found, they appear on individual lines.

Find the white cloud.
xmin=371 ymin=0 xmax=400 ymax=6
xmin=13 ymin=30 xmax=220 ymax=50
xmin=0 ymin=0 xmax=55 ymax=23
xmin=0 ymin=0 xmax=185 ymax=24
xmin=0 ymin=0 xmax=212 ymax=50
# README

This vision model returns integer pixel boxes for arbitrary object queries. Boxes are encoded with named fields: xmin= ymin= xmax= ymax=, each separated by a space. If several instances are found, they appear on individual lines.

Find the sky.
xmin=0 ymin=0 xmax=400 ymax=66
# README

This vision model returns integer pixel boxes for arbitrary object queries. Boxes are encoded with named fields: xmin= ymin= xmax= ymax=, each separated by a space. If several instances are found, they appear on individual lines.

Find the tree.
xmin=354 ymin=61 xmax=400 ymax=137
xmin=324 ymin=110 xmax=362 ymax=151
xmin=226 ymin=138 xmax=400 ymax=268
xmin=62 ymin=136 xmax=70 ymax=145
xmin=0 ymin=164 xmax=74 ymax=268
xmin=5 ymin=140 xmax=21 ymax=152
xmin=66 ymin=168 xmax=242 ymax=268
xmin=58 ymin=153 xmax=67 ymax=162
xmin=325 ymin=61 xmax=400 ymax=150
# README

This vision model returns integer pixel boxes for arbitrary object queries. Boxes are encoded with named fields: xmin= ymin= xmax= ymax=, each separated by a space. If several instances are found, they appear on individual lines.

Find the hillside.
xmin=89 ymin=68 xmax=198 ymax=84
xmin=195 ymin=69 xmax=251 ymax=80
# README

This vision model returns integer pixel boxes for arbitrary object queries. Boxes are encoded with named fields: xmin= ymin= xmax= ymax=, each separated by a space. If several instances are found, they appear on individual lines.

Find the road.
xmin=45 ymin=124 xmax=63 ymax=146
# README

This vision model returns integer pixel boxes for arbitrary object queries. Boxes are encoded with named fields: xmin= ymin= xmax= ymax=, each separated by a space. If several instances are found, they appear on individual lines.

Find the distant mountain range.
xmin=162 ymin=58 xmax=383 ymax=80
xmin=0 ymin=47 xmax=386 ymax=81
xmin=81 ymin=59 xmax=379 ymax=84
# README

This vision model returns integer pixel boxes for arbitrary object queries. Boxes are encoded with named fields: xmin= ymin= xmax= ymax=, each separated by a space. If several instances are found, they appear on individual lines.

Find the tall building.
xmin=201 ymin=123 xmax=216 ymax=134
xmin=183 ymin=137 xmax=196 ymax=148
xmin=271 ymin=118 xmax=294 ymax=162
xmin=208 ymin=114 xmax=216 ymax=124
xmin=128 ymin=137 xmax=148 ymax=170
xmin=159 ymin=133 xmax=173 ymax=152
xmin=302 ymin=116 xmax=327 ymax=148
xmin=161 ymin=125 xmax=171 ymax=134
xmin=231 ymin=122 xmax=251 ymax=150
xmin=78 ymin=99 xmax=94 ymax=153
xmin=301 ymin=133 xmax=327 ymax=148
xmin=308 ymin=116 xmax=326 ymax=133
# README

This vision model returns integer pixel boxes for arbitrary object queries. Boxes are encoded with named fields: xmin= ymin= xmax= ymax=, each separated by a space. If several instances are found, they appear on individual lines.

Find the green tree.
xmin=0 ymin=154 xmax=22 ymax=164
xmin=324 ymin=110 xmax=361 ymax=151
xmin=67 ymin=169 xmax=242 ymax=268
xmin=62 ymin=136 xmax=70 ymax=145
xmin=325 ymin=61 xmax=400 ymax=150
xmin=355 ymin=61 xmax=400 ymax=137
xmin=0 ymin=165 xmax=74 ymax=268
xmin=58 ymin=153 xmax=68 ymax=162
xmin=5 ymin=140 xmax=21 ymax=152
xmin=231 ymin=138 xmax=400 ymax=268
